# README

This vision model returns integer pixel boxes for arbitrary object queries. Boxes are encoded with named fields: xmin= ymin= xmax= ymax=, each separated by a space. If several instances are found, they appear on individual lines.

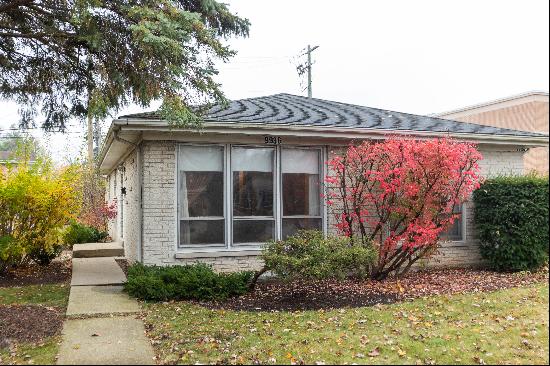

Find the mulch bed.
xmin=0 ymin=305 xmax=64 ymax=348
xmin=204 ymin=268 xmax=549 ymax=311
xmin=115 ymin=258 xmax=129 ymax=277
xmin=0 ymin=259 xmax=71 ymax=287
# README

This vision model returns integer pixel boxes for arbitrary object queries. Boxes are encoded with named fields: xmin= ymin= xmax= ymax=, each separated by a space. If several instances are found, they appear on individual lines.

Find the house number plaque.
xmin=264 ymin=136 xmax=282 ymax=145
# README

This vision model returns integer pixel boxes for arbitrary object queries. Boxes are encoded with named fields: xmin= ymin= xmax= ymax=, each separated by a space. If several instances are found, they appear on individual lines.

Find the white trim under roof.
xmin=98 ymin=118 xmax=550 ymax=174
xmin=434 ymin=91 xmax=549 ymax=118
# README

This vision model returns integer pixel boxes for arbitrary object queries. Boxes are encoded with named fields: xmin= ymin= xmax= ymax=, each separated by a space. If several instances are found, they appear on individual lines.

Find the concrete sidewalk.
xmin=71 ymin=257 xmax=127 ymax=286
xmin=57 ymin=255 xmax=155 ymax=365
xmin=66 ymin=286 xmax=140 ymax=317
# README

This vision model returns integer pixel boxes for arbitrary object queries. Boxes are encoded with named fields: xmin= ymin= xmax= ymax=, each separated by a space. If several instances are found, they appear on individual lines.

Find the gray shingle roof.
xmin=119 ymin=93 xmax=545 ymax=137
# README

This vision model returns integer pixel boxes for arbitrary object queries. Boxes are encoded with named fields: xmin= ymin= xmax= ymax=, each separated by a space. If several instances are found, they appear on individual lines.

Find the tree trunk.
xmin=248 ymin=266 xmax=268 ymax=291
xmin=87 ymin=112 xmax=94 ymax=163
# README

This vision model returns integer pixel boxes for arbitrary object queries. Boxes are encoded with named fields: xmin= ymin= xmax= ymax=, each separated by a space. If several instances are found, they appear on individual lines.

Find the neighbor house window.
xmin=178 ymin=145 xmax=225 ymax=248
xmin=441 ymin=204 xmax=463 ymax=241
xmin=281 ymin=148 xmax=322 ymax=238
xmin=232 ymin=146 xmax=275 ymax=245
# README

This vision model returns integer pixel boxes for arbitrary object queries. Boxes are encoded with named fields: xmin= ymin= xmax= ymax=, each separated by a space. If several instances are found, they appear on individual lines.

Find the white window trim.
xmin=176 ymin=143 xmax=228 ymax=250
xmin=175 ymin=142 xmax=327 ymax=254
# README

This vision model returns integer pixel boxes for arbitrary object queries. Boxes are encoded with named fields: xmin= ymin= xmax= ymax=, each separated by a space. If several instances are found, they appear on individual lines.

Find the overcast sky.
xmin=1 ymin=0 xmax=548 ymax=162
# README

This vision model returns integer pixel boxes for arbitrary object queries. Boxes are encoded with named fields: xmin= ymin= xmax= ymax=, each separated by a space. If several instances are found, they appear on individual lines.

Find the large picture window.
xmin=177 ymin=143 xmax=324 ymax=250
xmin=232 ymin=147 xmax=275 ymax=245
xmin=178 ymin=145 xmax=225 ymax=248
xmin=281 ymin=148 xmax=322 ymax=238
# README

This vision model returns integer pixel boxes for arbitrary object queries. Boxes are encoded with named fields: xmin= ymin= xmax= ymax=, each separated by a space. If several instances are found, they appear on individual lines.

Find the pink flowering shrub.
xmin=325 ymin=136 xmax=482 ymax=280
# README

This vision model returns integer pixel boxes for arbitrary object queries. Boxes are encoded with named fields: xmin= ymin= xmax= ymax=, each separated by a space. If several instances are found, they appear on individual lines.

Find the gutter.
xmin=97 ymin=117 xmax=549 ymax=171
xmin=115 ymin=118 xmax=550 ymax=144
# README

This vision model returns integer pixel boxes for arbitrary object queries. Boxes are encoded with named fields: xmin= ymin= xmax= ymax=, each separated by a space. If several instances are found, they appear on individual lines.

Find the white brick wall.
xmin=106 ymin=171 xmax=118 ymax=240
xmin=325 ymin=146 xmax=525 ymax=269
xmin=121 ymin=149 xmax=140 ymax=262
xmin=422 ymin=147 xmax=524 ymax=268
xmin=131 ymin=141 xmax=525 ymax=272
xmin=142 ymin=141 xmax=178 ymax=265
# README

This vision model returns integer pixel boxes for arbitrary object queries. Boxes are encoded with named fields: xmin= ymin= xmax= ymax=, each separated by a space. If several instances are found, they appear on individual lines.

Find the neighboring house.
xmin=435 ymin=91 xmax=549 ymax=175
xmin=0 ymin=150 xmax=12 ymax=165
xmin=98 ymin=93 xmax=549 ymax=271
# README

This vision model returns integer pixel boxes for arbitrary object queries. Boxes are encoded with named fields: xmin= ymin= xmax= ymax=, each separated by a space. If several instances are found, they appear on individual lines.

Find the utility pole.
xmin=296 ymin=44 xmax=319 ymax=98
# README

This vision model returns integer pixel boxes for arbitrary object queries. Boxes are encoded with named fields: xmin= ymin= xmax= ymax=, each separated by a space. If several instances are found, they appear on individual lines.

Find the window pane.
xmin=232 ymin=147 xmax=274 ymax=216
xmin=441 ymin=205 xmax=463 ymax=241
xmin=179 ymin=146 xmax=223 ymax=218
xmin=282 ymin=218 xmax=322 ymax=239
xmin=283 ymin=173 xmax=320 ymax=216
xmin=180 ymin=220 xmax=225 ymax=246
xmin=282 ymin=149 xmax=320 ymax=216
xmin=178 ymin=145 xmax=225 ymax=248
xmin=282 ymin=149 xmax=319 ymax=174
xmin=180 ymin=145 xmax=223 ymax=171
xmin=233 ymin=220 xmax=274 ymax=244
xmin=180 ymin=171 xmax=223 ymax=217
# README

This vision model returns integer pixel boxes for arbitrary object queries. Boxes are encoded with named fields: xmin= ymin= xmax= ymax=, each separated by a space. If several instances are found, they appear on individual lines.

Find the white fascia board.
xmin=113 ymin=118 xmax=550 ymax=147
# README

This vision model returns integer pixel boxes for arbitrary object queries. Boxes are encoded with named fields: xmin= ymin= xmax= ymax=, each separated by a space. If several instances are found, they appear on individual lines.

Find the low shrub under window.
xmin=124 ymin=263 xmax=253 ymax=301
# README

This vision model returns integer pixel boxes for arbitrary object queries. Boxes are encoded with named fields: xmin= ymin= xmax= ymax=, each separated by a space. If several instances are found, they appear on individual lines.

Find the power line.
xmin=0 ymin=124 xmax=82 ymax=133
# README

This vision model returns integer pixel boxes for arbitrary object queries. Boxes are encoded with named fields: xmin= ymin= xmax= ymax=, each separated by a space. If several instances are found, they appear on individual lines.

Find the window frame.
xmin=176 ymin=143 xmax=228 ymax=249
xmin=279 ymin=146 xmax=324 ymax=239
xmin=440 ymin=203 xmax=465 ymax=243
xmin=175 ymin=142 xmax=326 ymax=252
xmin=230 ymin=144 xmax=277 ymax=248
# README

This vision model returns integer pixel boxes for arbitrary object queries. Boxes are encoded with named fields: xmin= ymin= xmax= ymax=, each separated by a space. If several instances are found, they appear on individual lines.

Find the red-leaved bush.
xmin=325 ymin=136 xmax=482 ymax=279
xmin=77 ymin=167 xmax=117 ymax=232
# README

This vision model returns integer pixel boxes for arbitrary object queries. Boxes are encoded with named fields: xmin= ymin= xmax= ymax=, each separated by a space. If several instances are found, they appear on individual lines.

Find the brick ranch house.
xmin=97 ymin=94 xmax=549 ymax=272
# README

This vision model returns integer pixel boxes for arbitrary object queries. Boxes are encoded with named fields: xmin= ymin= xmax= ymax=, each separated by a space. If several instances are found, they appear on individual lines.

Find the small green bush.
xmin=27 ymin=240 xmax=65 ymax=266
xmin=124 ymin=263 xmax=253 ymax=301
xmin=62 ymin=221 xmax=108 ymax=245
xmin=262 ymin=230 xmax=377 ymax=280
xmin=473 ymin=175 xmax=549 ymax=271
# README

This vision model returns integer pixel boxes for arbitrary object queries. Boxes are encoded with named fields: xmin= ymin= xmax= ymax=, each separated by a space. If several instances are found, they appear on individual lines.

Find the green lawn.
xmin=0 ymin=284 xmax=69 ymax=365
xmin=0 ymin=283 xmax=69 ymax=307
xmin=143 ymin=284 xmax=549 ymax=365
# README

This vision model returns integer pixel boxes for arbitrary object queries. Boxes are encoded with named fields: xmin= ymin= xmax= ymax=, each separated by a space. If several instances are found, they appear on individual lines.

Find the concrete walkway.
xmin=66 ymin=285 xmax=140 ymax=316
xmin=57 ymin=252 xmax=155 ymax=365
xmin=73 ymin=242 xmax=124 ymax=258
xmin=71 ymin=257 xmax=127 ymax=286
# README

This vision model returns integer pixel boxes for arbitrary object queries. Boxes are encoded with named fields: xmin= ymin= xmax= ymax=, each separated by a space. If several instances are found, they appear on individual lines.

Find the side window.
xmin=441 ymin=204 xmax=463 ymax=241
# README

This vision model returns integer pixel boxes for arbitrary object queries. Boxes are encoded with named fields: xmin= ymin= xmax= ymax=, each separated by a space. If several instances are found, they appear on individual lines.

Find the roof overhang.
xmin=98 ymin=118 xmax=550 ymax=174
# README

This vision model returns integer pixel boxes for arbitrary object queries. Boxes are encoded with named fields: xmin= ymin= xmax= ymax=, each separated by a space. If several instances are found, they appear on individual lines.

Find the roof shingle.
xmin=119 ymin=93 xmax=545 ymax=137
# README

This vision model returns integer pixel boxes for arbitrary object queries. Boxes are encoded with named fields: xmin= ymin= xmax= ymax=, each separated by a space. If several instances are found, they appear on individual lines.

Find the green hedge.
xmin=124 ymin=263 xmax=253 ymax=301
xmin=473 ymin=175 xmax=549 ymax=271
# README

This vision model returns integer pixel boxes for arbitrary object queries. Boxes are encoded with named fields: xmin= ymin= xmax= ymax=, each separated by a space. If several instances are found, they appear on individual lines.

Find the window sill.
xmin=175 ymin=249 xmax=262 ymax=259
